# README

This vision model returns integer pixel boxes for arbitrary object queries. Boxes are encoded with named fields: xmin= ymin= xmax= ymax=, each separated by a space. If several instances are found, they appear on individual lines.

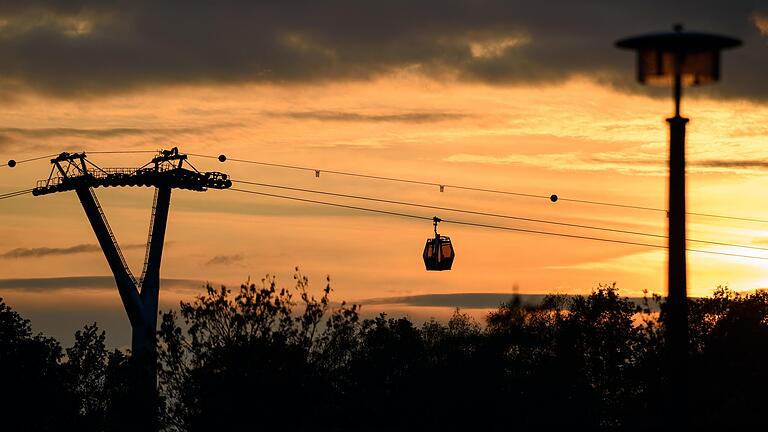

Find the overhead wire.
xmin=0 ymin=150 xmax=156 ymax=169
xmin=3 ymin=181 xmax=764 ymax=260
xmin=231 ymin=179 xmax=768 ymax=253
xmin=226 ymin=187 xmax=768 ymax=261
xmin=188 ymin=152 xmax=544 ymax=195
xmin=187 ymin=152 xmax=768 ymax=224
xmin=3 ymin=148 xmax=767 ymax=260
xmin=5 ymin=165 xmax=764 ymax=255
xmin=87 ymin=150 xmax=157 ymax=155
xmin=0 ymin=188 xmax=32 ymax=200
xmin=5 ymin=149 xmax=768 ymax=224
xmin=0 ymin=154 xmax=57 ymax=168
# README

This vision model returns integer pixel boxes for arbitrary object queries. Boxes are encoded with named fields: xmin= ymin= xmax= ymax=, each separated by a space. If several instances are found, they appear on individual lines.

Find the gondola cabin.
xmin=423 ymin=217 xmax=455 ymax=271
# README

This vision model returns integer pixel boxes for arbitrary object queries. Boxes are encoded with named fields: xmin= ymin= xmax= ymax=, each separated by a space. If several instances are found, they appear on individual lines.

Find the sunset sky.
xmin=1 ymin=1 xmax=768 ymax=346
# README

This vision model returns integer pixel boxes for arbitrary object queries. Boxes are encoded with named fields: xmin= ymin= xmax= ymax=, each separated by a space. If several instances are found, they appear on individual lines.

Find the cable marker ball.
xmin=218 ymin=154 xmax=227 ymax=162
xmin=7 ymin=159 xmax=16 ymax=168
xmin=550 ymin=194 xmax=558 ymax=202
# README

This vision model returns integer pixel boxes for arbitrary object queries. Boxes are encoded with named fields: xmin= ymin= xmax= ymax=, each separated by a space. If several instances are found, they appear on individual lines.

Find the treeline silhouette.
xmin=3 ymin=273 xmax=768 ymax=430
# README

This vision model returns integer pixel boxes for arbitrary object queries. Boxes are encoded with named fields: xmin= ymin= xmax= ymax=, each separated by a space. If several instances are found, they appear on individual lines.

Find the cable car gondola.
xmin=423 ymin=216 xmax=455 ymax=271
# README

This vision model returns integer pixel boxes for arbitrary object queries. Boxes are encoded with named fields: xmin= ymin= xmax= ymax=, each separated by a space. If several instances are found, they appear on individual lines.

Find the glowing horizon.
xmin=1 ymin=14 xmax=767 ymax=347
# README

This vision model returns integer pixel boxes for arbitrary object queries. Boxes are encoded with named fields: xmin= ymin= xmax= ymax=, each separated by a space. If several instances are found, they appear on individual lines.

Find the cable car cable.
xmin=7 ymin=149 xmax=768 ymax=225
xmin=2 ymin=178 xmax=765 ymax=260
xmin=229 ymin=187 xmax=429 ymax=221
xmin=231 ymin=179 xmax=768 ymax=253
xmin=0 ymin=192 xmax=30 ymax=200
xmin=87 ymin=150 xmax=157 ymax=154
xmin=188 ymin=152 xmax=768 ymax=224
xmin=225 ymin=187 xmax=768 ymax=261
xmin=1 ymin=154 xmax=57 ymax=168
xmin=8 ymin=167 xmax=763 ymax=255
xmin=0 ymin=189 xmax=32 ymax=200
xmin=0 ymin=188 xmax=32 ymax=197
xmin=1 ymin=150 xmax=156 ymax=169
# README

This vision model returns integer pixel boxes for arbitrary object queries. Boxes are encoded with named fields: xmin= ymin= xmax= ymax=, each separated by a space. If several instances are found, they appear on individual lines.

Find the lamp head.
xmin=616 ymin=25 xmax=741 ymax=86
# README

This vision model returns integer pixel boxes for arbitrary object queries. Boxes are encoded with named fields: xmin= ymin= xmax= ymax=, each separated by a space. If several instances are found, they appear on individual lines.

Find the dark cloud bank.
xmin=206 ymin=253 xmax=245 ymax=266
xmin=0 ymin=1 xmax=764 ymax=99
xmin=365 ymin=293 xmax=548 ymax=309
xmin=364 ymin=293 xmax=657 ymax=310
xmin=0 ymin=243 xmax=145 ymax=259
xmin=265 ymin=110 xmax=467 ymax=123
xmin=0 ymin=123 xmax=240 ymax=151
xmin=0 ymin=276 xmax=203 ymax=292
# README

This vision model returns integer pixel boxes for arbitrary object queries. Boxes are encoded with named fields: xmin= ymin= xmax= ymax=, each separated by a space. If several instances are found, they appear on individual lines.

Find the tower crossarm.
xmin=32 ymin=149 xmax=232 ymax=196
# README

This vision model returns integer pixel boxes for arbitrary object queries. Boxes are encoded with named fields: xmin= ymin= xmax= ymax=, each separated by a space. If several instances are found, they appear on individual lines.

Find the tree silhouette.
xmin=0 ymin=298 xmax=74 ymax=430
xmin=4 ymin=277 xmax=768 ymax=430
xmin=686 ymin=287 xmax=768 ymax=429
xmin=0 ymin=298 xmax=145 ymax=431
xmin=157 ymin=271 xmax=358 ymax=431
xmin=62 ymin=323 xmax=136 ymax=431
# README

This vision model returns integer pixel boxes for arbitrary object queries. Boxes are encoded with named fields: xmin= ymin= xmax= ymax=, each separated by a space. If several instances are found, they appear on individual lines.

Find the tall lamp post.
xmin=615 ymin=25 xmax=740 ymax=423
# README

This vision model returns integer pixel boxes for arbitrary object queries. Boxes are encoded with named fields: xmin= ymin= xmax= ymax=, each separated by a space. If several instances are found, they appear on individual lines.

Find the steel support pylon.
xmin=75 ymin=185 xmax=171 ymax=431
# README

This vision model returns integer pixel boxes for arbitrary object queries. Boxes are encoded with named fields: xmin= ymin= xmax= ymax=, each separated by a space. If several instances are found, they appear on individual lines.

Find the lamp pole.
xmin=615 ymin=25 xmax=741 ymax=426
xmin=666 ymin=54 xmax=688 ymax=417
